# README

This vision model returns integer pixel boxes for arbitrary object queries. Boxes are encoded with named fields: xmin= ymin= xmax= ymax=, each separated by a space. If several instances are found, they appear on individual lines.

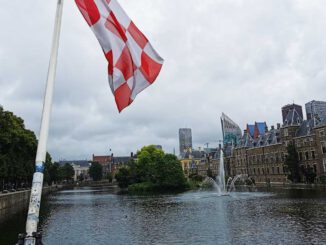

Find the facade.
xmin=93 ymin=154 xmax=134 ymax=177
xmin=92 ymin=155 xmax=113 ymax=175
xmin=305 ymin=100 xmax=326 ymax=121
xmin=228 ymin=102 xmax=326 ymax=184
xmin=179 ymin=128 xmax=192 ymax=156
xmin=58 ymin=160 xmax=90 ymax=181
xmin=180 ymin=149 xmax=221 ymax=178
xmin=281 ymin=103 xmax=303 ymax=123
xmin=221 ymin=113 xmax=242 ymax=145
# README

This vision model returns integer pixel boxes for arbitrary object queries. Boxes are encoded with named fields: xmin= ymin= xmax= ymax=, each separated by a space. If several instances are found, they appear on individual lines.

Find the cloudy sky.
xmin=1 ymin=0 xmax=326 ymax=160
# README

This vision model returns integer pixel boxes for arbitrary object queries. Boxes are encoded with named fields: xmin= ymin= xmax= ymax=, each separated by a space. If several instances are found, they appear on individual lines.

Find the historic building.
xmin=227 ymin=102 xmax=326 ymax=184
xmin=58 ymin=160 xmax=91 ymax=181
xmin=180 ymin=148 xmax=221 ymax=178
xmin=281 ymin=103 xmax=303 ymax=123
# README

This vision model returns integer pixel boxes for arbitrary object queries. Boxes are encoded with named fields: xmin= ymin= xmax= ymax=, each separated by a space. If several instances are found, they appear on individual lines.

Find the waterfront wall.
xmin=0 ymin=186 xmax=60 ymax=223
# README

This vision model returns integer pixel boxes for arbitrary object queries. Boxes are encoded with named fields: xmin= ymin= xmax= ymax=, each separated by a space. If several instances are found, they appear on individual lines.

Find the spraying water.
xmin=218 ymin=150 xmax=226 ymax=193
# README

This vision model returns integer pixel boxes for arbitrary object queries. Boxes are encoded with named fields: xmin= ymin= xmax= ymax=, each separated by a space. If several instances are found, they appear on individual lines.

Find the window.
xmin=284 ymin=128 xmax=289 ymax=137
xmin=272 ymin=167 xmax=274 ymax=174
xmin=305 ymin=152 xmax=309 ymax=160
xmin=299 ymin=152 xmax=303 ymax=161
xmin=312 ymin=151 xmax=315 ymax=159
xmin=322 ymin=142 xmax=326 ymax=154
xmin=324 ymin=159 xmax=326 ymax=172
xmin=277 ymin=167 xmax=280 ymax=174
xmin=320 ymin=130 xmax=325 ymax=137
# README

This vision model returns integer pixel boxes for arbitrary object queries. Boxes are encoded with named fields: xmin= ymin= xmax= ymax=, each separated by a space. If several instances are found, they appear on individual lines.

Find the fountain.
xmin=202 ymin=149 xmax=255 ymax=195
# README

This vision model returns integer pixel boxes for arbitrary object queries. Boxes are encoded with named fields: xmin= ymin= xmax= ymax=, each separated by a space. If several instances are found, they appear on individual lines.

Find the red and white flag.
xmin=75 ymin=0 xmax=163 ymax=112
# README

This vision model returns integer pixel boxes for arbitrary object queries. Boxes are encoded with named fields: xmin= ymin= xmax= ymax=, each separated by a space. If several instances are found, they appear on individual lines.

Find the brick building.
xmin=227 ymin=103 xmax=326 ymax=184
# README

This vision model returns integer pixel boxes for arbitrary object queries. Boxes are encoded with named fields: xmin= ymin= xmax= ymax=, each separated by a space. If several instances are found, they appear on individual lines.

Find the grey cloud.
xmin=1 ymin=0 xmax=326 ymax=159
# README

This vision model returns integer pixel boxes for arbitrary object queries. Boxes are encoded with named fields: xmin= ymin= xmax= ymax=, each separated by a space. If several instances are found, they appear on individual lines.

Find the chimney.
xmin=131 ymin=152 xmax=134 ymax=158
xmin=271 ymin=125 xmax=275 ymax=130
xmin=277 ymin=123 xmax=281 ymax=129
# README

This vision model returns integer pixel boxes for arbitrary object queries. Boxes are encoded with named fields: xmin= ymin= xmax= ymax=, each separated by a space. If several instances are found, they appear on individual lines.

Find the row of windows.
xmin=298 ymin=151 xmax=316 ymax=161
xmin=296 ymin=137 xmax=314 ymax=147
xmin=234 ymin=166 xmax=285 ymax=175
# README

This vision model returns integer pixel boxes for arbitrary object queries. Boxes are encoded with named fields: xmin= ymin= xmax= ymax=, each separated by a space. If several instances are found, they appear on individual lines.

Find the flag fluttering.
xmin=75 ymin=0 xmax=164 ymax=112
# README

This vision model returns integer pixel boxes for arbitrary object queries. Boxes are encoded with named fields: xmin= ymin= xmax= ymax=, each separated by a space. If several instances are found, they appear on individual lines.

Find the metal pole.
xmin=24 ymin=1 xmax=64 ymax=244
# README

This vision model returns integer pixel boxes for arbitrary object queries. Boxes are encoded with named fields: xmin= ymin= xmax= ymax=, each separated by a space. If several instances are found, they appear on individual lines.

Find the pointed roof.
xmin=247 ymin=124 xmax=255 ymax=137
xmin=283 ymin=108 xmax=303 ymax=127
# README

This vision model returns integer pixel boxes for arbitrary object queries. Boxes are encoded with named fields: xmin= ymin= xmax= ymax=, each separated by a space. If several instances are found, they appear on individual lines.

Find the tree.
xmin=115 ymin=167 xmax=130 ymax=188
xmin=0 ymin=106 xmax=38 ymax=189
xmin=285 ymin=143 xmax=300 ymax=183
xmin=115 ymin=145 xmax=187 ymax=192
xmin=89 ymin=162 xmax=103 ymax=181
xmin=59 ymin=163 xmax=74 ymax=182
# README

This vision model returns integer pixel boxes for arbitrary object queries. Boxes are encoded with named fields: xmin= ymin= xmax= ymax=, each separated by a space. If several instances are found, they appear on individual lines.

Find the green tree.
xmin=89 ymin=162 xmax=103 ymax=181
xmin=49 ymin=162 xmax=60 ymax=184
xmin=0 ymin=106 xmax=38 ymax=189
xmin=115 ymin=167 xmax=130 ymax=188
xmin=59 ymin=163 xmax=74 ymax=182
xmin=285 ymin=143 xmax=300 ymax=183
xmin=115 ymin=145 xmax=187 ymax=192
xmin=154 ymin=154 xmax=187 ymax=190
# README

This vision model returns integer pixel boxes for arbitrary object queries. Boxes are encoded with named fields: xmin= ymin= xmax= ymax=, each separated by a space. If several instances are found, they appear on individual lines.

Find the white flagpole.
xmin=24 ymin=0 xmax=64 ymax=244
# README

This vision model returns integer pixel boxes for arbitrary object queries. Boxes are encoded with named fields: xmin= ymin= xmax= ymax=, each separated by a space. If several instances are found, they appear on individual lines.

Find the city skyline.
xmin=1 ymin=1 xmax=326 ymax=160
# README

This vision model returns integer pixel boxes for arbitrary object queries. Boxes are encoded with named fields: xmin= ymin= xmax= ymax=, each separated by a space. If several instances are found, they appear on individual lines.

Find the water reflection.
xmin=1 ymin=187 xmax=326 ymax=245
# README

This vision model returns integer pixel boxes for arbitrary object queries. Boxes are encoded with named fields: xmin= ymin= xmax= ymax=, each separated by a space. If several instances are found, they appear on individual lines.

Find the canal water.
xmin=1 ymin=186 xmax=326 ymax=245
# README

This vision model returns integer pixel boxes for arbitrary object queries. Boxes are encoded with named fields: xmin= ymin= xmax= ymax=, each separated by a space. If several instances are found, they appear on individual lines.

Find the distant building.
xmin=282 ymin=104 xmax=303 ymax=123
xmin=221 ymin=113 xmax=242 ymax=145
xmin=153 ymin=145 xmax=163 ymax=150
xmin=58 ymin=160 xmax=90 ymax=181
xmin=92 ymin=153 xmax=135 ymax=177
xmin=179 ymin=128 xmax=192 ymax=155
xmin=227 ymin=101 xmax=326 ymax=184
xmin=246 ymin=122 xmax=268 ymax=139
xmin=305 ymin=100 xmax=326 ymax=122
xmin=92 ymin=155 xmax=112 ymax=175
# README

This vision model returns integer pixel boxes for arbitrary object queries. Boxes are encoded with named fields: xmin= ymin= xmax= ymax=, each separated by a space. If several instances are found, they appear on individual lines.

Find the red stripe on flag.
xmin=75 ymin=0 xmax=101 ymax=26
xmin=115 ymin=46 xmax=134 ymax=81
xmin=105 ymin=50 xmax=113 ymax=75
xmin=107 ymin=12 xmax=128 ymax=42
xmin=114 ymin=83 xmax=132 ymax=112
xmin=127 ymin=22 xmax=148 ymax=49
xmin=140 ymin=51 xmax=163 ymax=83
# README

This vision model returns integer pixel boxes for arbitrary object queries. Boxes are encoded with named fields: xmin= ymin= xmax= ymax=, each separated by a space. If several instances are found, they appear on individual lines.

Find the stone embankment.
xmin=0 ymin=186 xmax=61 ymax=223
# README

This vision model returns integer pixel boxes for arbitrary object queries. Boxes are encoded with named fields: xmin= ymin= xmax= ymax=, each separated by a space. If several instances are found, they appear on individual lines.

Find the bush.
xmin=115 ymin=146 xmax=187 ymax=193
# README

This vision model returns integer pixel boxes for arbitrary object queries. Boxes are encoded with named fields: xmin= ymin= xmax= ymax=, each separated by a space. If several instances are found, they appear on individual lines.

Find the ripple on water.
xmin=36 ymin=187 xmax=326 ymax=245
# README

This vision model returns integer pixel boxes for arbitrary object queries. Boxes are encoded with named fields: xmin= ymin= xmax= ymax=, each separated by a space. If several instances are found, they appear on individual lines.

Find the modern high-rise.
xmin=179 ymin=128 xmax=192 ymax=155
xmin=305 ymin=100 xmax=326 ymax=121
xmin=281 ymin=103 xmax=303 ymax=123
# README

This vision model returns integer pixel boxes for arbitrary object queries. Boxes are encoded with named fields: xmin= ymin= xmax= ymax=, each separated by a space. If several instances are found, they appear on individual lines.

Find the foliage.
xmin=285 ymin=143 xmax=300 ymax=183
xmin=105 ymin=172 xmax=113 ymax=183
xmin=207 ymin=168 xmax=214 ymax=178
xmin=320 ymin=175 xmax=326 ymax=184
xmin=0 ymin=106 xmax=38 ymax=189
xmin=115 ymin=167 xmax=130 ymax=188
xmin=58 ymin=163 xmax=74 ymax=181
xmin=304 ymin=166 xmax=316 ymax=184
xmin=115 ymin=145 xmax=187 ymax=192
xmin=189 ymin=173 xmax=204 ymax=182
xmin=89 ymin=162 xmax=103 ymax=181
